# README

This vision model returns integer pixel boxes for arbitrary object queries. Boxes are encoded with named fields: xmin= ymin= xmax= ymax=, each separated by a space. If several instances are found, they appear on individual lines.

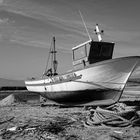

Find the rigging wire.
xmin=43 ymin=38 xmax=53 ymax=77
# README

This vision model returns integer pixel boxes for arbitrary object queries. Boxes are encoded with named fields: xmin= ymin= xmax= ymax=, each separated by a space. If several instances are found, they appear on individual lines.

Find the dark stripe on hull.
xmin=40 ymin=89 xmax=122 ymax=105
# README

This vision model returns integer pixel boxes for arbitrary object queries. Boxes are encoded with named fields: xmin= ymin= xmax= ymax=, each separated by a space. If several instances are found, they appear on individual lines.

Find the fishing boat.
xmin=25 ymin=24 xmax=140 ymax=105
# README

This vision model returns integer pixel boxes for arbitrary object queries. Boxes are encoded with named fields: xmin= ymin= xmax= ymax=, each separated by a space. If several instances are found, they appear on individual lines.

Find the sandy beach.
xmin=0 ymin=102 xmax=140 ymax=140
xmin=0 ymin=85 xmax=140 ymax=140
xmin=0 ymin=0 xmax=140 ymax=139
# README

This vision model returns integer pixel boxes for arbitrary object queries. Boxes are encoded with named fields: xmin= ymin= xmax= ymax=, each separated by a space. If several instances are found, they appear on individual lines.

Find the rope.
xmin=84 ymin=103 xmax=140 ymax=128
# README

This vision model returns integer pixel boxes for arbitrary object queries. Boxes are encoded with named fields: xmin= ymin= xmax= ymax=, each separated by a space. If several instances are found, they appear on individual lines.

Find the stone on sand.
xmin=0 ymin=94 xmax=15 ymax=106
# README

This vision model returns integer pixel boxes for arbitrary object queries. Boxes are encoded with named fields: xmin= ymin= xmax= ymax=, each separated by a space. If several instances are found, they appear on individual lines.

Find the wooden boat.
xmin=25 ymin=24 xmax=140 ymax=105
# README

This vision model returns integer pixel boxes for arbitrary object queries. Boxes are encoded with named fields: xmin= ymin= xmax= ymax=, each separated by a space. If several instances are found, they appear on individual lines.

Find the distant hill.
xmin=0 ymin=78 xmax=25 ymax=87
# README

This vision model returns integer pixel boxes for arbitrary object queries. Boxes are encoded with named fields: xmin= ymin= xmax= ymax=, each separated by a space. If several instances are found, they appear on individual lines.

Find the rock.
xmin=0 ymin=94 xmax=15 ymax=106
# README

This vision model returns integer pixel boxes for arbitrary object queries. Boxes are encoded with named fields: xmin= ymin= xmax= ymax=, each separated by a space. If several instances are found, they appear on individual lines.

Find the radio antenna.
xmin=79 ymin=10 xmax=91 ymax=40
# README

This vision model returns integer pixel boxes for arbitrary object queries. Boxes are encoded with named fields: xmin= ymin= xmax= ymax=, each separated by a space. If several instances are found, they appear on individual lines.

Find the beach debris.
xmin=65 ymin=134 xmax=81 ymax=140
xmin=40 ymin=95 xmax=47 ymax=103
xmin=84 ymin=103 xmax=140 ymax=128
xmin=109 ymin=133 xmax=124 ymax=140
xmin=0 ymin=116 xmax=75 ymax=139
xmin=24 ymin=127 xmax=36 ymax=131
xmin=113 ymin=130 xmax=123 ymax=134
xmin=0 ymin=116 xmax=14 ymax=125
xmin=7 ymin=126 xmax=18 ymax=132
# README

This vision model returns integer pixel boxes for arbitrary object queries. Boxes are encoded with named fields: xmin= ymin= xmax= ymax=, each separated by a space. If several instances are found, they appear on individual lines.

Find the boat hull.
xmin=25 ymin=56 xmax=140 ymax=105
xmin=40 ymin=89 xmax=121 ymax=105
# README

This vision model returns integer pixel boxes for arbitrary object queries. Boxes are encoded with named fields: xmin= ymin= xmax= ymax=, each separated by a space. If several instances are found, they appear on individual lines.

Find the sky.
xmin=0 ymin=0 xmax=140 ymax=80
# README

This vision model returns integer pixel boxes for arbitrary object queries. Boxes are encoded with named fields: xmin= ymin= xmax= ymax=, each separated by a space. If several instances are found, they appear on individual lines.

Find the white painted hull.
xmin=25 ymin=56 xmax=140 ymax=105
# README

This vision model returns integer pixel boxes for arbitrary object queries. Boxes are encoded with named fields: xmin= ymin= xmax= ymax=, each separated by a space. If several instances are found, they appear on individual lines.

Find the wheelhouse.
xmin=72 ymin=40 xmax=114 ymax=69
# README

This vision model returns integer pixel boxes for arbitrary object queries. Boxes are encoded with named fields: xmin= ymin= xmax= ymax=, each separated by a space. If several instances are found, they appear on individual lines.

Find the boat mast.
xmin=42 ymin=36 xmax=58 ymax=77
xmin=51 ymin=36 xmax=58 ymax=75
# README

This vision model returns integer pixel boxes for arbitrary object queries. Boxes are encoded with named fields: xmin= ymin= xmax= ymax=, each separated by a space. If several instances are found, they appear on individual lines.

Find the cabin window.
xmin=100 ymin=46 xmax=113 ymax=57
xmin=88 ymin=42 xmax=114 ymax=64
xmin=89 ymin=43 xmax=113 ymax=58
xmin=92 ymin=45 xmax=102 ymax=56
xmin=73 ymin=45 xmax=87 ymax=61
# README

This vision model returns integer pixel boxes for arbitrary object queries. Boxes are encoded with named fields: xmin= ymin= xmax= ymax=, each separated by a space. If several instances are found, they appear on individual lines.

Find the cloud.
xmin=10 ymin=38 xmax=50 ymax=49
xmin=0 ymin=1 xmax=94 ymax=38
xmin=0 ymin=18 xmax=9 ymax=24
xmin=0 ymin=34 xmax=2 ymax=40
xmin=2 ymin=0 xmax=139 ymax=53
xmin=10 ymin=38 xmax=71 ymax=53
xmin=0 ymin=0 xmax=3 ymax=4
xmin=3 ymin=8 xmax=38 ymax=21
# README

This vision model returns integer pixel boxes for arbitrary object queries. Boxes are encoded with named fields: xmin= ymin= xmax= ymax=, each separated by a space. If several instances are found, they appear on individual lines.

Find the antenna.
xmin=79 ymin=10 xmax=91 ymax=40
xmin=94 ymin=24 xmax=104 ymax=42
